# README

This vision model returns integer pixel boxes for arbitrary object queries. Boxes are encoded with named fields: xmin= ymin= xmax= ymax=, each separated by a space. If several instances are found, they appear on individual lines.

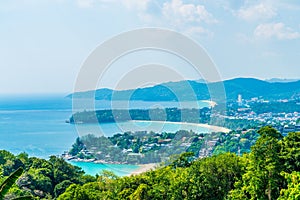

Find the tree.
xmin=229 ymin=126 xmax=284 ymax=200
xmin=54 ymin=180 xmax=73 ymax=198
xmin=278 ymin=171 xmax=300 ymax=200
xmin=49 ymin=156 xmax=84 ymax=185
xmin=0 ymin=167 xmax=33 ymax=200
xmin=170 ymin=152 xmax=195 ymax=168
xmin=69 ymin=137 xmax=85 ymax=156
xmin=130 ymin=184 xmax=150 ymax=200
xmin=186 ymin=153 xmax=244 ymax=200
xmin=280 ymin=132 xmax=300 ymax=172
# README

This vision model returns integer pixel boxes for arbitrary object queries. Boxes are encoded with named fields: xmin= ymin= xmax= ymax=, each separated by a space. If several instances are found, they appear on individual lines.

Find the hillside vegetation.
xmin=58 ymin=127 xmax=300 ymax=200
xmin=69 ymin=78 xmax=300 ymax=101
xmin=1 ymin=127 xmax=299 ymax=199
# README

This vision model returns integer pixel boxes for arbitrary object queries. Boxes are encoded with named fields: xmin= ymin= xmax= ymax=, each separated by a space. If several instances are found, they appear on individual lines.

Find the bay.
xmin=68 ymin=161 xmax=140 ymax=176
xmin=0 ymin=95 xmax=211 ymax=175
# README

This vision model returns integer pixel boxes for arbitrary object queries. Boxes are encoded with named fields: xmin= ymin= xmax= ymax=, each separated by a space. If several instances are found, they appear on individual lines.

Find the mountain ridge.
xmin=68 ymin=78 xmax=300 ymax=102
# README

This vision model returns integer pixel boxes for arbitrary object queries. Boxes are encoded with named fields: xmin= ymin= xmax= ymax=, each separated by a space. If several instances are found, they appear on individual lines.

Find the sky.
xmin=0 ymin=0 xmax=300 ymax=94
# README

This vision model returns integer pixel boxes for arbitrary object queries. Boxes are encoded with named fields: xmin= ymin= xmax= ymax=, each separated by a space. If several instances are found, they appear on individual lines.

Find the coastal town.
xmin=63 ymin=94 xmax=300 ymax=165
xmin=221 ymin=94 xmax=300 ymax=135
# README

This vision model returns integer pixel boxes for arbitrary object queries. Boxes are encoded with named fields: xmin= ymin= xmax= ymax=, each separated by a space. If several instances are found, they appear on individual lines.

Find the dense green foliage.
xmin=69 ymin=107 xmax=265 ymax=132
xmin=59 ymin=127 xmax=300 ymax=200
xmin=58 ymin=153 xmax=244 ymax=200
xmin=278 ymin=171 xmax=300 ymax=199
xmin=229 ymin=127 xmax=284 ymax=199
xmin=69 ymin=130 xmax=205 ymax=164
xmin=209 ymin=117 xmax=264 ymax=130
xmin=251 ymin=101 xmax=300 ymax=114
xmin=69 ymin=137 xmax=85 ymax=157
xmin=2 ymin=127 xmax=300 ymax=199
xmin=0 ymin=151 xmax=96 ymax=199
xmin=0 ymin=167 xmax=34 ymax=200
xmin=69 ymin=107 xmax=210 ymax=124
xmin=70 ymin=106 xmax=269 ymax=131
xmin=0 ymin=167 xmax=24 ymax=199
xmin=213 ymin=129 xmax=259 ymax=155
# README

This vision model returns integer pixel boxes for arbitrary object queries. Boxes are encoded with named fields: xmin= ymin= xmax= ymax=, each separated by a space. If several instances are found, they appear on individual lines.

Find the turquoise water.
xmin=69 ymin=161 xmax=140 ymax=176
xmin=0 ymin=95 xmax=210 ymax=175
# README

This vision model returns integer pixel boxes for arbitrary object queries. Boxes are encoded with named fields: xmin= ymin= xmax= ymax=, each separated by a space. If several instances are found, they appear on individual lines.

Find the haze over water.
xmin=0 ymin=95 xmax=211 ymax=158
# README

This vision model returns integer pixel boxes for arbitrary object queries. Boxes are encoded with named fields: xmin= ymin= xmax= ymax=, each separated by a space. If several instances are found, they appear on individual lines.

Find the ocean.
xmin=0 ymin=95 xmax=210 ymax=175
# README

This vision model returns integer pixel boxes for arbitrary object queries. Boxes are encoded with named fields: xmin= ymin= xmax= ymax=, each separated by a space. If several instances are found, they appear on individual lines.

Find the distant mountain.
xmin=266 ymin=78 xmax=299 ymax=83
xmin=222 ymin=78 xmax=300 ymax=100
xmin=68 ymin=78 xmax=300 ymax=102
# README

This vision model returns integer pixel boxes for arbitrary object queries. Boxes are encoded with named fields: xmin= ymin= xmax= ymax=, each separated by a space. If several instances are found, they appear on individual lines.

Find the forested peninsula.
xmin=1 ymin=127 xmax=299 ymax=199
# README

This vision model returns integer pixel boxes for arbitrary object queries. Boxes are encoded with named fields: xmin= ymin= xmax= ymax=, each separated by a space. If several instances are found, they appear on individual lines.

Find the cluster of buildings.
xmin=198 ymin=137 xmax=219 ymax=158
xmin=228 ymin=95 xmax=300 ymax=135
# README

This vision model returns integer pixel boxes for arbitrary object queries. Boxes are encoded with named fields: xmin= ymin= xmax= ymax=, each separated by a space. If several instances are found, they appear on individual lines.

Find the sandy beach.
xmin=193 ymin=123 xmax=231 ymax=133
xmin=129 ymin=163 xmax=157 ymax=176
xmin=132 ymin=120 xmax=230 ymax=133
xmin=202 ymin=100 xmax=217 ymax=107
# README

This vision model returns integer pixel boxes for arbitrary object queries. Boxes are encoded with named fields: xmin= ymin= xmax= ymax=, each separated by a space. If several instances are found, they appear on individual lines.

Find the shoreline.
xmin=129 ymin=163 xmax=157 ymax=176
xmin=131 ymin=120 xmax=230 ymax=133
xmin=67 ymin=159 xmax=157 ymax=176
xmin=202 ymin=100 xmax=217 ymax=107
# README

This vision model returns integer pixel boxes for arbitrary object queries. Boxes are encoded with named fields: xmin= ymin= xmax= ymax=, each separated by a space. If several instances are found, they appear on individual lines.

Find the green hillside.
xmin=68 ymin=78 xmax=300 ymax=102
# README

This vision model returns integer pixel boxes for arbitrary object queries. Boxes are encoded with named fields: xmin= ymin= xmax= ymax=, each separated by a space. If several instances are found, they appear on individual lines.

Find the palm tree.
xmin=0 ymin=167 xmax=34 ymax=200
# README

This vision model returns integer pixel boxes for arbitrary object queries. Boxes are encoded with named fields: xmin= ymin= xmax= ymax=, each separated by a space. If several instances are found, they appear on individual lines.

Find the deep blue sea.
xmin=0 ymin=95 xmax=75 ymax=157
xmin=0 ymin=95 xmax=210 ymax=175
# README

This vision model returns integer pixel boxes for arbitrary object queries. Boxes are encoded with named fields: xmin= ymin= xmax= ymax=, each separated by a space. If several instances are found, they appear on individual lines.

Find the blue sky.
xmin=0 ymin=0 xmax=300 ymax=94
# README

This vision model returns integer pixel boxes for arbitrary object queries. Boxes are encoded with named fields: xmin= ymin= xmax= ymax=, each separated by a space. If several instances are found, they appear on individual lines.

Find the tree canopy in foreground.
xmin=0 ymin=126 xmax=299 ymax=199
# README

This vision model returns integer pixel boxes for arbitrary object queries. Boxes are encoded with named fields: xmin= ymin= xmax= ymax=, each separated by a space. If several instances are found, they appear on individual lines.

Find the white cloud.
xmin=261 ymin=51 xmax=280 ymax=57
xmin=236 ymin=33 xmax=253 ymax=44
xmin=121 ymin=0 xmax=150 ymax=11
xmin=77 ymin=0 xmax=94 ymax=8
xmin=184 ymin=26 xmax=213 ymax=38
xmin=162 ymin=0 xmax=217 ymax=25
xmin=74 ymin=0 xmax=215 ymax=37
xmin=76 ymin=0 xmax=150 ymax=11
xmin=237 ymin=2 xmax=276 ymax=21
xmin=254 ymin=22 xmax=300 ymax=40
xmin=275 ymin=1 xmax=300 ymax=11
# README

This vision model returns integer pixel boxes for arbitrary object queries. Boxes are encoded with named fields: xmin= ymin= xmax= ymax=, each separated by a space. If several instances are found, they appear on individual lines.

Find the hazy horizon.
xmin=0 ymin=76 xmax=299 ymax=95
